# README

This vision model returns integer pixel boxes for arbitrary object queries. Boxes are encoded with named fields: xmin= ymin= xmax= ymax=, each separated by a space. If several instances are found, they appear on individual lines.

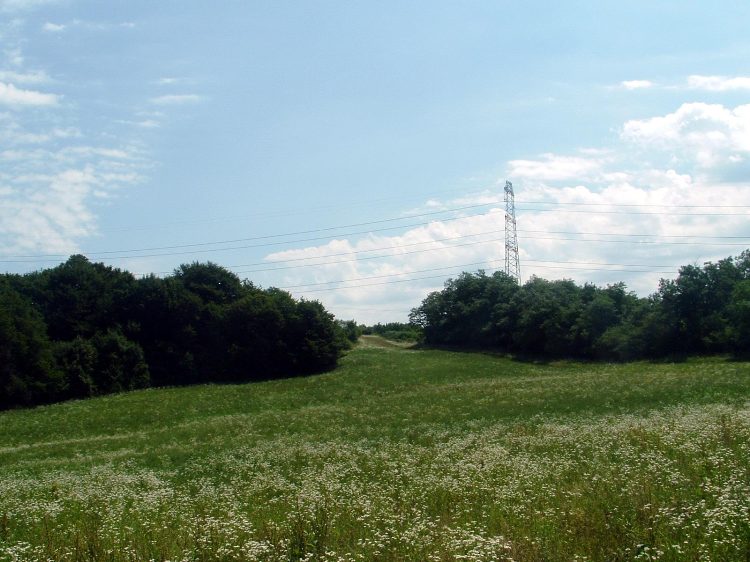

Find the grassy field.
xmin=1 ymin=335 xmax=750 ymax=561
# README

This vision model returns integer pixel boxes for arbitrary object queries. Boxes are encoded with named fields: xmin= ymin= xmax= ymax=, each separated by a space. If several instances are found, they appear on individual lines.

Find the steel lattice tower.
xmin=504 ymin=180 xmax=521 ymax=284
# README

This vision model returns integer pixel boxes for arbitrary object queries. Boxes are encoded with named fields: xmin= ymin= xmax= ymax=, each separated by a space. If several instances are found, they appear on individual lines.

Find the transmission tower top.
xmin=504 ymin=180 xmax=521 ymax=284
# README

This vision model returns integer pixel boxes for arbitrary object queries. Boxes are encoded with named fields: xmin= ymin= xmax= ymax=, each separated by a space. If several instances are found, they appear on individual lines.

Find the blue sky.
xmin=2 ymin=1 xmax=750 ymax=323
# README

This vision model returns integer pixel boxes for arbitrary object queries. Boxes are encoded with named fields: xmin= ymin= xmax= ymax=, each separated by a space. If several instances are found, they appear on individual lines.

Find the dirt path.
xmin=358 ymin=335 xmax=417 ymax=350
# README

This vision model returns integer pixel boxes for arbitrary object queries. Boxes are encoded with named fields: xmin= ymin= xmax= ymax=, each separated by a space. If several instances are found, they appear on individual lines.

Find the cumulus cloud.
xmin=507 ymin=153 xmax=605 ymax=182
xmin=261 ymin=215 xmax=508 ymax=323
xmin=0 ymin=82 xmax=59 ymax=107
xmin=621 ymin=102 xmax=750 ymax=168
xmin=256 ymin=101 xmax=750 ymax=324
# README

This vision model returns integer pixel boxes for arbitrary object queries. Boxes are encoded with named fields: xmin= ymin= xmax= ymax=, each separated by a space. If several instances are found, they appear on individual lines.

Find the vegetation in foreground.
xmin=1 ymin=340 xmax=749 ymax=561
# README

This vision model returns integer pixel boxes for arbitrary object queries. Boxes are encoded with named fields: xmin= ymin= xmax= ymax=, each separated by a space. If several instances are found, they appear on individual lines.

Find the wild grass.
xmin=1 ymin=339 xmax=749 ymax=561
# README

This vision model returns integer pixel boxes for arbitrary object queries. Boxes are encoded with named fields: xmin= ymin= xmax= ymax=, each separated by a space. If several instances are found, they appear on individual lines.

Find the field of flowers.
xmin=1 ymin=337 xmax=749 ymax=561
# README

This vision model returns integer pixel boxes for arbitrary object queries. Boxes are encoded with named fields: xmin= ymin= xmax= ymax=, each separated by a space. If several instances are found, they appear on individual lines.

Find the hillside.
xmin=1 ymin=340 xmax=750 ymax=561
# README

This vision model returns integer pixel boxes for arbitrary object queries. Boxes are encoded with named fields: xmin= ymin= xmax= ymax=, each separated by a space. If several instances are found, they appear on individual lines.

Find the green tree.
xmin=29 ymin=255 xmax=137 ymax=341
xmin=288 ymin=299 xmax=343 ymax=373
xmin=222 ymin=291 xmax=286 ymax=380
xmin=54 ymin=331 xmax=149 ymax=398
xmin=511 ymin=277 xmax=583 ymax=356
xmin=54 ymin=337 xmax=98 ymax=398
xmin=0 ymin=284 xmax=61 ymax=408
xmin=410 ymin=271 xmax=519 ymax=348
xmin=90 ymin=329 xmax=150 ymax=394
xmin=173 ymin=262 xmax=243 ymax=305
xmin=130 ymin=275 xmax=204 ymax=386
xmin=727 ymin=279 xmax=750 ymax=354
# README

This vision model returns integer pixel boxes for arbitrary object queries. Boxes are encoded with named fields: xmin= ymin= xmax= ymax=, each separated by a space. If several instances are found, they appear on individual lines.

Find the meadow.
xmin=1 ymin=336 xmax=749 ymax=561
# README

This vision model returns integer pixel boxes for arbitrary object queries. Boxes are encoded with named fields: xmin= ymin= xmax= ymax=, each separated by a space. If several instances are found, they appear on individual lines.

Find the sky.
xmin=1 ymin=0 xmax=749 ymax=324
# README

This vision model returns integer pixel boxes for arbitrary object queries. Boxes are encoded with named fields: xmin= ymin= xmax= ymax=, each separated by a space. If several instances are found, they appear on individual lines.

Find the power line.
xmin=221 ymin=234 xmax=749 ymax=275
xmin=276 ymin=258 xmax=680 ymax=291
xmin=160 ymin=231 xmax=747 ymax=277
xmin=519 ymin=236 xmax=749 ymax=247
xmin=99 ymin=190 xmax=750 ymax=234
xmin=288 ymin=262 xmax=682 ymax=295
xmin=519 ymin=229 xmax=750 ymax=239
xmin=3 ymin=199 xmax=749 ymax=263
xmin=232 ymin=236 xmax=507 ymax=274
xmin=0 ymin=202 xmax=501 ymax=259
xmin=219 ymin=229 xmax=749 ymax=272
xmin=8 ymin=226 xmax=750 ymax=268
xmin=516 ymin=200 xmax=750 ymax=209
xmin=279 ymin=260 xmax=499 ymax=289
xmin=0 ymin=257 xmax=686 ymax=312
xmin=4 ymin=227 xmax=748 ymax=268
xmin=131 ymin=230 xmax=506 ymax=275
xmin=99 ymin=184 xmax=500 ymax=233
xmin=517 ymin=207 xmax=749 ymax=216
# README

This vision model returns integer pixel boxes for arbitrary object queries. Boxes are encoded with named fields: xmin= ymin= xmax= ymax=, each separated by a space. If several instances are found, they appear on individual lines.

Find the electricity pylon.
xmin=504 ymin=180 xmax=521 ymax=284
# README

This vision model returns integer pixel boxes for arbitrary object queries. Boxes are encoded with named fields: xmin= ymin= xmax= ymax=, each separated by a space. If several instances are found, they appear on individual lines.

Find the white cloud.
xmin=63 ymin=146 xmax=134 ymax=159
xmin=117 ymin=118 xmax=160 ymax=129
xmin=5 ymin=47 xmax=24 ymax=67
xmin=0 ymin=81 xmax=59 ymax=107
xmin=42 ymin=22 xmax=65 ymax=32
xmin=0 ymin=134 xmax=146 ymax=257
xmin=0 ymin=13 xmax=151 ymax=263
xmin=1 ymin=166 xmax=144 ymax=255
xmin=0 ymin=168 xmax=98 ymax=255
xmin=613 ymin=75 xmax=750 ymax=93
xmin=0 ymin=69 xmax=50 ymax=84
xmin=252 ymin=101 xmax=750 ymax=324
xmin=621 ymin=102 xmax=750 ymax=168
xmin=621 ymin=80 xmax=654 ymax=90
xmin=261 ymin=218 xmax=508 ymax=324
xmin=687 ymin=75 xmax=750 ymax=92
xmin=0 ymin=113 xmax=79 ymax=145
xmin=38 ymin=19 xmax=137 ymax=34
xmin=0 ymin=0 xmax=59 ymax=12
xmin=149 ymin=94 xmax=202 ymax=105
xmin=507 ymin=153 xmax=604 ymax=182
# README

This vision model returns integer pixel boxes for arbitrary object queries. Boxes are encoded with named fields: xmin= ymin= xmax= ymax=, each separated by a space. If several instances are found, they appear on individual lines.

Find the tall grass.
xmin=1 ymin=341 xmax=749 ymax=560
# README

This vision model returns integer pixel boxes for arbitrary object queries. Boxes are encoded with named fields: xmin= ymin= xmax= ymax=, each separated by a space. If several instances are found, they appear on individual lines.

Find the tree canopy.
xmin=0 ymin=257 xmax=350 ymax=409
xmin=410 ymin=251 xmax=750 ymax=359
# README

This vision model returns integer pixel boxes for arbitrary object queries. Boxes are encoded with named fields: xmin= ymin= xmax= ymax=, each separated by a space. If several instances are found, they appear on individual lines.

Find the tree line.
xmin=409 ymin=250 xmax=750 ymax=359
xmin=361 ymin=322 xmax=421 ymax=342
xmin=1 ymin=256 xmax=353 ymax=410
